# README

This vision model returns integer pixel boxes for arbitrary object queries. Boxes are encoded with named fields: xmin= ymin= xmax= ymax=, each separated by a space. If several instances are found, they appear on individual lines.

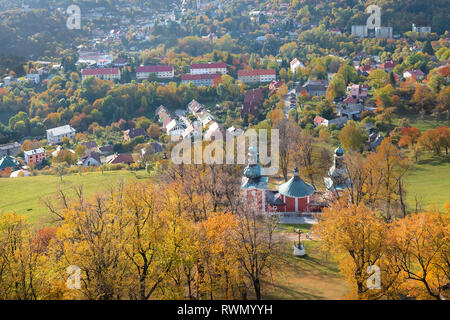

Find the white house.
xmin=352 ymin=25 xmax=368 ymax=38
xmin=190 ymin=62 xmax=227 ymax=75
xmin=136 ymin=65 xmax=174 ymax=80
xmin=26 ymin=73 xmax=40 ymax=84
xmin=290 ymin=58 xmax=305 ymax=74
xmin=46 ymin=125 xmax=76 ymax=145
xmin=238 ymin=69 xmax=276 ymax=84
xmin=166 ymin=119 xmax=185 ymax=137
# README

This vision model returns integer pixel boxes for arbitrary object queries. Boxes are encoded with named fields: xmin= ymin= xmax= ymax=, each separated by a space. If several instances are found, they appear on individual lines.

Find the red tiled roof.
xmin=238 ymin=69 xmax=276 ymax=77
xmin=136 ymin=65 xmax=173 ymax=73
xmin=181 ymin=74 xmax=221 ymax=80
xmin=378 ymin=61 xmax=397 ymax=69
xmin=81 ymin=68 xmax=119 ymax=76
xmin=108 ymin=153 xmax=134 ymax=165
xmin=405 ymin=69 xmax=425 ymax=76
xmin=190 ymin=62 xmax=227 ymax=69
xmin=344 ymin=96 xmax=357 ymax=104
xmin=314 ymin=116 xmax=326 ymax=124
xmin=359 ymin=65 xmax=373 ymax=72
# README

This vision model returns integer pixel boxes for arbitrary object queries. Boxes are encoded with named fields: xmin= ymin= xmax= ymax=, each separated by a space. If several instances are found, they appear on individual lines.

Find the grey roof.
xmin=279 ymin=168 xmax=315 ymax=198
xmin=0 ymin=142 xmax=20 ymax=151
xmin=46 ymin=125 xmax=75 ymax=136
xmin=265 ymin=190 xmax=285 ymax=206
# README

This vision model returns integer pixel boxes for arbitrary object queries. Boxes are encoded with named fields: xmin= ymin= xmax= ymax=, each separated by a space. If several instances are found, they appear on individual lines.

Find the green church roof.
xmin=279 ymin=168 xmax=315 ymax=198
xmin=335 ymin=146 xmax=345 ymax=156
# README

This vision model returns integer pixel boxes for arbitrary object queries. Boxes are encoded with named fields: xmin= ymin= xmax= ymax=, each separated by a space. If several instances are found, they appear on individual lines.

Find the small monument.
xmin=293 ymin=228 xmax=306 ymax=257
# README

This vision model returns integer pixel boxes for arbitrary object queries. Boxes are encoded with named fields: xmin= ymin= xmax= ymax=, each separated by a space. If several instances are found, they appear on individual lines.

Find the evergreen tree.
xmin=423 ymin=40 xmax=435 ymax=55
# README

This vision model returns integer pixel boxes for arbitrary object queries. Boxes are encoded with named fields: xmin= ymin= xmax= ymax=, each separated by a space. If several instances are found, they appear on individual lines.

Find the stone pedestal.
xmin=293 ymin=244 xmax=306 ymax=257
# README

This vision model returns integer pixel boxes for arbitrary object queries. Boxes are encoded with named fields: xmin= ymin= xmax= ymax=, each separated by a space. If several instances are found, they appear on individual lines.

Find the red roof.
xmin=314 ymin=116 xmax=326 ymax=124
xmin=359 ymin=65 xmax=373 ymax=72
xmin=136 ymin=65 xmax=173 ymax=73
xmin=190 ymin=62 xmax=227 ymax=69
xmin=238 ymin=69 xmax=276 ymax=77
xmin=108 ymin=153 xmax=134 ymax=165
xmin=378 ymin=61 xmax=397 ymax=70
xmin=181 ymin=74 xmax=221 ymax=80
xmin=343 ymin=96 xmax=357 ymax=104
xmin=81 ymin=68 xmax=119 ymax=76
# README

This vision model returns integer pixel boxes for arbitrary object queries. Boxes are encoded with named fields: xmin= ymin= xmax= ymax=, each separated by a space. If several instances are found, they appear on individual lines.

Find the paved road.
xmin=279 ymin=215 xmax=318 ymax=225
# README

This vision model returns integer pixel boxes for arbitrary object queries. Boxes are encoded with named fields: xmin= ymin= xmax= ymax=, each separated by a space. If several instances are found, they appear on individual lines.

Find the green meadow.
xmin=0 ymin=170 xmax=148 ymax=225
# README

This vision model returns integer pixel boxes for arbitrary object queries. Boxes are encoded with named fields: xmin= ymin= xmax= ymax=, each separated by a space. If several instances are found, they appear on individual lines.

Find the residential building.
xmin=339 ymin=96 xmax=364 ymax=120
xmin=352 ymin=25 xmax=368 ymax=38
xmin=377 ymin=61 xmax=397 ymax=73
xmin=358 ymin=65 xmax=374 ymax=76
xmin=136 ymin=65 xmax=174 ymax=80
xmin=403 ymin=69 xmax=425 ymax=80
xmin=26 ymin=73 xmax=40 ymax=84
xmin=296 ymin=80 xmax=328 ymax=97
xmin=187 ymin=100 xmax=204 ymax=115
xmin=290 ymin=58 xmax=305 ymax=74
xmin=79 ymin=151 xmax=101 ymax=166
xmin=156 ymin=105 xmax=176 ymax=131
xmin=181 ymin=74 xmax=221 ymax=87
xmin=349 ymin=84 xmax=369 ymax=100
xmin=412 ymin=24 xmax=431 ymax=35
xmin=166 ymin=119 xmax=185 ymax=137
xmin=329 ymin=28 xmax=342 ymax=35
xmin=375 ymin=27 xmax=393 ymax=39
xmin=0 ymin=142 xmax=21 ymax=157
xmin=364 ymin=133 xmax=384 ymax=152
xmin=112 ymin=59 xmax=129 ymax=67
xmin=46 ymin=125 xmax=76 ymax=145
xmin=123 ymin=128 xmax=149 ymax=141
xmin=190 ymin=62 xmax=227 ymax=75
xmin=314 ymin=115 xmax=348 ymax=128
xmin=106 ymin=153 xmax=134 ymax=165
xmin=204 ymin=121 xmax=225 ymax=141
xmin=24 ymin=148 xmax=46 ymax=165
xmin=238 ymin=69 xmax=276 ymax=84
xmin=81 ymin=68 xmax=121 ymax=81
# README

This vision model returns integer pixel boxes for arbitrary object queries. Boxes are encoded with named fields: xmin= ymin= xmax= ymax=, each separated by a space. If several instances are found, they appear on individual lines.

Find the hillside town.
xmin=0 ymin=0 xmax=448 ymax=304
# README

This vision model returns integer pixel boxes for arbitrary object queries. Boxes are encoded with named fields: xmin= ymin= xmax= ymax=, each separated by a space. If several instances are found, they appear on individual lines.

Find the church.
xmin=241 ymin=146 xmax=349 ymax=214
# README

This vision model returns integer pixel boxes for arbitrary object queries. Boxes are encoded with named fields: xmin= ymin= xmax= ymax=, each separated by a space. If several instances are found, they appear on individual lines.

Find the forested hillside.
xmin=0 ymin=9 xmax=77 ymax=58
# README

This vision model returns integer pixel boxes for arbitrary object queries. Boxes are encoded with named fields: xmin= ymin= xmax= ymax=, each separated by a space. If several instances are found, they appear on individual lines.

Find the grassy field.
xmin=405 ymin=154 xmax=450 ymax=211
xmin=263 ymin=240 xmax=349 ymax=300
xmin=0 ymin=170 xmax=148 ymax=225
xmin=392 ymin=113 xmax=450 ymax=132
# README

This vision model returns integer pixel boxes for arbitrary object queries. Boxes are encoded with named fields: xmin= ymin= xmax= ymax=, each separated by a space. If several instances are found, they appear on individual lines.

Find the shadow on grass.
xmin=416 ymin=155 xmax=450 ymax=166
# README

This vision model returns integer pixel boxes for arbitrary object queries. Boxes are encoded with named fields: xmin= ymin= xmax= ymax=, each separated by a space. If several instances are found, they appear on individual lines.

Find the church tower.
xmin=241 ymin=146 xmax=268 ymax=212
xmin=324 ymin=146 xmax=351 ymax=195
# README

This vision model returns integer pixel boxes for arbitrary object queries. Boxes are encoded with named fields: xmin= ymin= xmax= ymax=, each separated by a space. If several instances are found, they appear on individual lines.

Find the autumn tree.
xmin=418 ymin=128 xmax=443 ymax=156
xmin=398 ymin=127 xmax=421 ymax=161
xmin=234 ymin=206 xmax=279 ymax=300
xmin=338 ymin=120 xmax=367 ymax=152
xmin=387 ymin=210 xmax=449 ymax=300
xmin=366 ymin=138 xmax=410 ymax=219
xmin=0 ymin=213 xmax=49 ymax=299
xmin=313 ymin=198 xmax=400 ymax=299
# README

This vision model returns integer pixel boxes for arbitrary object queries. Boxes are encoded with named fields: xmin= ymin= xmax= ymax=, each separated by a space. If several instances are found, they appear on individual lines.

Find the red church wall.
xmin=298 ymin=197 xmax=308 ymax=212
xmin=284 ymin=196 xmax=296 ymax=212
